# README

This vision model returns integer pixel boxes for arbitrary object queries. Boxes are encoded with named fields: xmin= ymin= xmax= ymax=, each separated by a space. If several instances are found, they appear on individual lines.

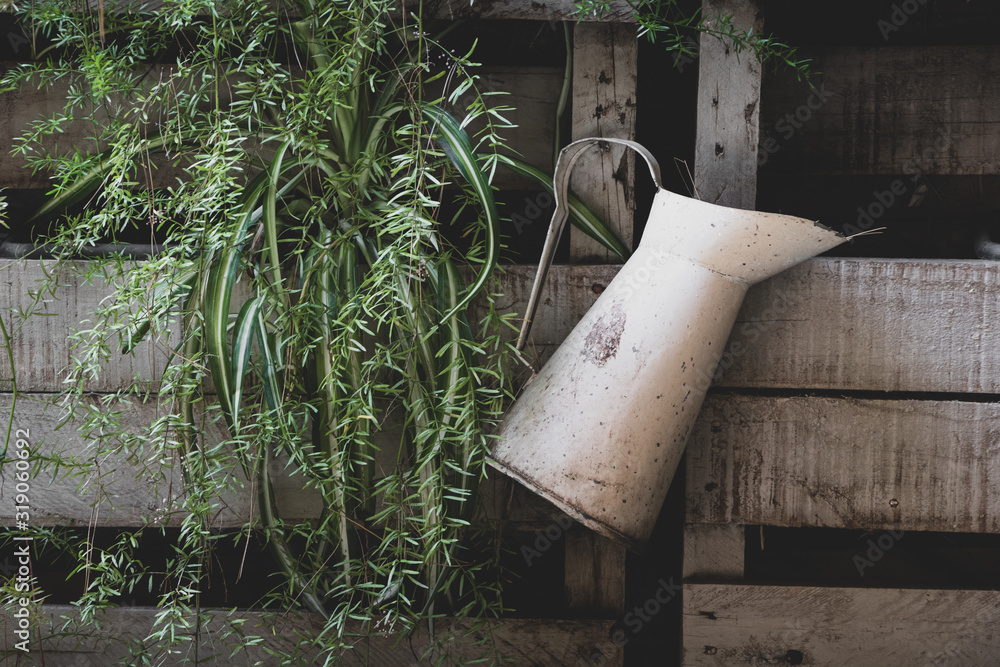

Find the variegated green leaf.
xmin=231 ymin=295 xmax=265 ymax=424
xmin=421 ymin=105 xmax=500 ymax=321
xmin=495 ymin=154 xmax=629 ymax=262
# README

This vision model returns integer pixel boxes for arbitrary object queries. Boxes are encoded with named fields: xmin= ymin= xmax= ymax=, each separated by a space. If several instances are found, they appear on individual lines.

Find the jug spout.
xmin=642 ymin=188 xmax=844 ymax=286
xmin=490 ymin=138 xmax=845 ymax=550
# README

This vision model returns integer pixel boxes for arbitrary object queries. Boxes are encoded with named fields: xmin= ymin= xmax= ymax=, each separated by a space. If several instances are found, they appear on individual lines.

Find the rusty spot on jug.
xmin=582 ymin=303 xmax=626 ymax=367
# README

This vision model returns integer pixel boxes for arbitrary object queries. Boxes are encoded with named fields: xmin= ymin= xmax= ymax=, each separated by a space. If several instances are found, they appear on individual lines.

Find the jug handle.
xmin=516 ymin=138 xmax=663 ymax=353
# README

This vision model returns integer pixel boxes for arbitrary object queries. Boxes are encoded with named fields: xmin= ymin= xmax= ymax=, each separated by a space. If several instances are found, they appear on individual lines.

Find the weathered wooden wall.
xmin=761 ymin=46 xmax=1000 ymax=176
xmin=7 ymin=0 xmax=1000 ymax=663
xmin=0 ymin=606 xmax=624 ymax=666
xmin=684 ymin=585 xmax=1000 ymax=665
xmin=682 ymin=1 xmax=1000 ymax=664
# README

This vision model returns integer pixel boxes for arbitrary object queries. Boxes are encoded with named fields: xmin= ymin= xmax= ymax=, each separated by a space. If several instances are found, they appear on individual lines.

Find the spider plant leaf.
xmin=253 ymin=310 xmax=327 ymax=483
xmin=264 ymin=140 xmax=293 ymax=307
xmin=203 ymin=171 xmax=271 ymax=437
xmin=231 ymin=295 xmax=264 ymax=423
xmin=204 ymin=242 xmax=242 ymax=436
xmin=28 ymin=134 xmax=189 ymax=224
xmin=494 ymin=154 xmax=629 ymax=262
xmin=421 ymin=105 xmax=499 ymax=321
xmin=27 ymin=153 xmax=110 ymax=224
xmin=254 ymin=309 xmax=282 ymax=416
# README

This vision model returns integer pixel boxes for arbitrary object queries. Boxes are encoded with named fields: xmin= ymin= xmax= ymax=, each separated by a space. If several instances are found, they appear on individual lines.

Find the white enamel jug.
xmin=490 ymin=138 xmax=846 ymax=550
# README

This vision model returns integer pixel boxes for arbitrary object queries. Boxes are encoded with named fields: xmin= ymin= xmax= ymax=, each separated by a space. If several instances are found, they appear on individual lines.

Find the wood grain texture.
xmin=686 ymin=395 xmax=1000 ymax=533
xmin=0 ymin=64 xmax=559 ymax=190
xmin=15 ymin=258 xmax=1000 ymax=395
xmin=694 ymin=0 xmax=763 ymax=208
xmin=569 ymin=23 xmax=638 ymax=260
xmin=0 ymin=606 xmax=624 ymax=666
xmin=489 ymin=258 xmax=1000 ymax=395
xmin=0 ymin=260 xmax=175 ymax=393
xmin=683 ymin=584 xmax=1000 ymax=666
xmin=37 ymin=0 xmax=638 ymax=21
xmin=11 ymin=257 xmax=1000 ymax=395
xmin=714 ymin=257 xmax=1000 ymax=393
xmin=564 ymin=526 xmax=627 ymax=615
xmin=420 ymin=0 xmax=635 ymax=21
xmin=683 ymin=524 xmax=745 ymax=580
xmin=0 ymin=392 xmax=322 ymax=527
xmin=563 ymin=22 xmax=635 ymax=625
xmin=761 ymin=46 xmax=1000 ymax=175
xmin=0 ymin=64 xmax=214 ymax=190
xmin=15 ymin=390 xmax=1000 ymax=534
xmin=0 ymin=389 xmax=565 ymax=532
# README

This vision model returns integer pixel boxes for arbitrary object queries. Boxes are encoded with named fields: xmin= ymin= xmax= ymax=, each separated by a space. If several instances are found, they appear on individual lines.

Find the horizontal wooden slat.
xmin=500 ymin=258 xmax=1000 ymax=395
xmin=418 ymin=0 xmax=634 ymax=21
xmin=0 ymin=606 xmax=623 ymax=665
xmin=16 ymin=391 xmax=999 ymax=534
xmin=0 ymin=390 xmax=562 ymax=530
xmin=8 ymin=258 xmax=1000 ymax=395
xmin=13 ymin=0 xmax=636 ymax=21
xmin=686 ymin=395 xmax=1000 ymax=533
xmin=761 ymin=46 xmax=1000 ymax=175
xmin=715 ymin=258 xmax=1000 ymax=394
xmin=0 ymin=64 xmax=559 ymax=191
xmin=0 ymin=392 xmax=322 ymax=527
xmin=0 ymin=260 xmax=174 ymax=393
xmin=683 ymin=583 xmax=1000 ymax=666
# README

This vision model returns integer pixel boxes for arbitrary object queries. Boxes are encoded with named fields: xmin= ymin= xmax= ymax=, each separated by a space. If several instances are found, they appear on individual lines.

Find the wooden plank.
xmin=715 ymin=257 xmax=1000 ymax=393
xmin=559 ymin=21 xmax=635 ymax=627
xmin=761 ymin=46 xmax=1000 ymax=175
xmin=569 ymin=23 xmax=638 ymax=259
xmin=0 ymin=392 xmax=322 ymax=528
xmin=0 ymin=64 xmax=210 ymax=190
xmin=13 ymin=258 xmax=1000 ymax=395
xmin=0 ymin=260 xmax=176 ymax=393
xmin=16 ymin=390 xmax=1000 ymax=535
xmin=694 ymin=0 xmax=763 ymax=208
xmin=0 ymin=64 xmax=561 ymax=191
xmin=420 ymin=0 xmax=635 ymax=21
xmin=0 ymin=606 xmax=624 ymax=665
xmin=683 ymin=524 xmax=744 ymax=580
xmin=19 ymin=0 xmax=638 ymax=22
xmin=683 ymin=583 xmax=1000 ymax=666
xmin=0 ymin=390 xmax=561 ymax=532
xmin=0 ymin=606 xmax=325 ymax=666
xmin=686 ymin=395 xmax=1000 ymax=534
xmin=564 ymin=526 xmax=627 ymax=615
xmin=494 ymin=258 xmax=1000 ymax=395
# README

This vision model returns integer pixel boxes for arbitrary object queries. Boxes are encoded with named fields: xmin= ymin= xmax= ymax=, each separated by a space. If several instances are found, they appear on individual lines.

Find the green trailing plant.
xmin=0 ymin=0 xmax=808 ymax=663
xmin=0 ymin=0 xmax=631 ymax=663
xmin=578 ymin=0 xmax=812 ymax=79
